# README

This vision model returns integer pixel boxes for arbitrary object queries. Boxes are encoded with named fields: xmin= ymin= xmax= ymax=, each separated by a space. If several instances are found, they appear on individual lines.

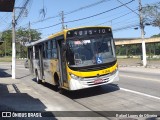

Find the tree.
xmin=0 ymin=28 xmax=41 ymax=57
xmin=0 ymin=30 xmax=12 ymax=56
xmin=16 ymin=28 xmax=41 ymax=58
xmin=16 ymin=28 xmax=41 ymax=42
xmin=142 ymin=2 xmax=160 ymax=28
xmin=151 ymin=33 xmax=160 ymax=38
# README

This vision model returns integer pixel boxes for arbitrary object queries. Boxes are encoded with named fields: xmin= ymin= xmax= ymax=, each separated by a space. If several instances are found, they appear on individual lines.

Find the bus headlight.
xmin=70 ymin=74 xmax=83 ymax=80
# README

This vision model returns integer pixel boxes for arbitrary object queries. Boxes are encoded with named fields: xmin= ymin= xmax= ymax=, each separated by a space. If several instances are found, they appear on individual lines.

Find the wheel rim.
xmin=36 ymin=76 xmax=39 ymax=82
xmin=36 ymin=72 xmax=39 ymax=83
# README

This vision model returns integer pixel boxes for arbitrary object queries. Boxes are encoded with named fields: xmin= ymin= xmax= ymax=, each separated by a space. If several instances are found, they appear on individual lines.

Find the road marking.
xmin=109 ymin=84 xmax=160 ymax=100
xmin=120 ymin=87 xmax=160 ymax=100
xmin=119 ymin=74 xmax=160 ymax=82
xmin=7 ymin=85 xmax=16 ymax=93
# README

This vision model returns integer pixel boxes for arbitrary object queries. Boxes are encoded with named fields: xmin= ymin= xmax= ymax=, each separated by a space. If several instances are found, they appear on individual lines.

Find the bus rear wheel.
xmin=58 ymin=88 xmax=64 ymax=94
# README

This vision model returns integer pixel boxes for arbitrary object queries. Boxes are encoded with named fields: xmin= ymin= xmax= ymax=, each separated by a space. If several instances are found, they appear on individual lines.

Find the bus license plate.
xmin=94 ymin=78 xmax=104 ymax=84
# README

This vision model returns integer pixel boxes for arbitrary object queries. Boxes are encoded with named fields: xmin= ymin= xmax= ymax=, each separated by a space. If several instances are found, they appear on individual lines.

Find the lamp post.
xmin=12 ymin=8 xmax=16 ymax=79
xmin=12 ymin=7 xmax=27 ymax=79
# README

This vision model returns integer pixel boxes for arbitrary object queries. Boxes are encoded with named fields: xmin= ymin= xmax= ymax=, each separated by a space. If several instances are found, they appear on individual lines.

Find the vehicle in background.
xmin=24 ymin=59 xmax=29 ymax=68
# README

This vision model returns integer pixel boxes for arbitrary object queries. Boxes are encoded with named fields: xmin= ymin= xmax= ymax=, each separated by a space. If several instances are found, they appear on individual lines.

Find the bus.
xmin=26 ymin=26 xmax=119 ymax=91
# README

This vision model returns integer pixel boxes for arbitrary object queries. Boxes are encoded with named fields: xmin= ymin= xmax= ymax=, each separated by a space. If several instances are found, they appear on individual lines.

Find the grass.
xmin=0 ymin=57 xmax=12 ymax=62
xmin=0 ymin=57 xmax=26 ymax=63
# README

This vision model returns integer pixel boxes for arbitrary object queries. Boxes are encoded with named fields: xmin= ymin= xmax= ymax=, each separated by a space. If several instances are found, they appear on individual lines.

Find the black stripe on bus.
xmin=68 ymin=60 xmax=117 ymax=72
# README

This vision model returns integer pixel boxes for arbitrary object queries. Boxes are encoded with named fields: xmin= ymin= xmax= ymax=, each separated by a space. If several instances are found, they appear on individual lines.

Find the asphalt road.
xmin=118 ymin=67 xmax=160 ymax=98
xmin=0 ymin=62 xmax=160 ymax=120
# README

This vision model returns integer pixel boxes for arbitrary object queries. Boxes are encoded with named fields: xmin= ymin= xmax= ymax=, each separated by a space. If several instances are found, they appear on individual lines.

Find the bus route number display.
xmin=67 ymin=28 xmax=111 ymax=37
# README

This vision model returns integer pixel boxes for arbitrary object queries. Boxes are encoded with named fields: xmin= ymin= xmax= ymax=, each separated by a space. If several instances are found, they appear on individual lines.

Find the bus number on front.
xmin=70 ymin=28 xmax=109 ymax=37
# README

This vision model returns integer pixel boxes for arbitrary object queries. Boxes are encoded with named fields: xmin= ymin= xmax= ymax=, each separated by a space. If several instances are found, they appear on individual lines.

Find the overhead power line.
xmin=116 ymin=0 xmax=139 ymax=16
xmin=113 ymin=17 xmax=139 ymax=26
xmin=65 ymin=0 xmax=111 ymax=15
xmin=73 ymin=7 xmax=138 ymax=27
xmin=35 ymin=0 xmax=135 ymax=30
xmin=113 ymin=23 xmax=139 ymax=32
xmin=96 ymin=8 xmax=138 ymax=26
xmin=1 ymin=0 xmax=32 ymax=32
xmin=30 ymin=0 xmax=111 ymax=25
xmin=16 ymin=0 xmax=31 ymax=23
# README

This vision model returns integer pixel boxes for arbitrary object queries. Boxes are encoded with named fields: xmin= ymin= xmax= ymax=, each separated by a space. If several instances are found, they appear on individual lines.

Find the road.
xmin=119 ymin=67 xmax=160 ymax=98
xmin=0 ymin=62 xmax=160 ymax=120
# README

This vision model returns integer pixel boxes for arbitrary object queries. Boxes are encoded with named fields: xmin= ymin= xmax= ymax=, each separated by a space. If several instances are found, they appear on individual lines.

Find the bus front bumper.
xmin=69 ymin=70 xmax=119 ymax=90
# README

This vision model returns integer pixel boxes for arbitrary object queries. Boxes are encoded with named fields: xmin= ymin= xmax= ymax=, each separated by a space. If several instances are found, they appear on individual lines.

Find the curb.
xmin=119 ymin=65 xmax=160 ymax=69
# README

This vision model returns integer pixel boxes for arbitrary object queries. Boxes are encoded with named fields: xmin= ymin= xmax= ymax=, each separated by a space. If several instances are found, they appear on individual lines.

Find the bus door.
xmin=28 ymin=47 xmax=34 ymax=73
xmin=57 ymin=39 xmax=68 ymax=88
xmin=38 ymin=45 xmax=44 ymax=79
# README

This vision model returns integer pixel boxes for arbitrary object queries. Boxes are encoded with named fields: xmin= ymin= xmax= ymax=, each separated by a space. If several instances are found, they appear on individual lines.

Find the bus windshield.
xmin=66 ymin=35 xmax=116 ymax=67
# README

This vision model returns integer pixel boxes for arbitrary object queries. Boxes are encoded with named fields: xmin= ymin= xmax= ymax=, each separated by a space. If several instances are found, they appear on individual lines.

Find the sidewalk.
xmin=0 ymin=65 xmax=47 ymax=113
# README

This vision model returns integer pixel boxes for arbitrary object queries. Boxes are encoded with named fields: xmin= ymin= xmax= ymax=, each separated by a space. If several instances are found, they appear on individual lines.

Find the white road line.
xmin=119 ymin=74 xmax=160 ymax=82
xmin=7 ymin=85 xmax=16 ymax=93
xmin=120 ymin=87 xmax=160 ymax=100
xmin=17 ymin=68 xmax=28 ymax=70
xmin=109 ymin=84 xmax=160 ymax=100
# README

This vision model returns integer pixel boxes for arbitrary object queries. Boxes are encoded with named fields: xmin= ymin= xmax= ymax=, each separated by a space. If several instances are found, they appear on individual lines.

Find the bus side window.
xmin=46 ymin=42 xmax=48 ymax=59
xmin=35 ymin=45 xmax=39 ymax=59
xmin=52 ymin=40 xmax=57 ymax=58
xmin=43 ymin=42 xmax=48 ymax=59
xmin=43 ymin=43 xmax=45 ymax=58
xmin=47 ymin=41 xmax=52 ymax=59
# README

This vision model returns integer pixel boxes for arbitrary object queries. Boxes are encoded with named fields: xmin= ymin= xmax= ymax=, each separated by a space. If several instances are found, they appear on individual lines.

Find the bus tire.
xmin=54 ymin=73 xmax=60 ymax=86
xmin=58 ymin=88 xmax=64 ymax=94
xmin=35 ymin=70 xmax=41 ymax=84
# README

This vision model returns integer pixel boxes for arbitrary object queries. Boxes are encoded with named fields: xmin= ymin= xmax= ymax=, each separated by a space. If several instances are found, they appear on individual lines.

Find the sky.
xmin=0 ymin=0 xmax=160 ymax=39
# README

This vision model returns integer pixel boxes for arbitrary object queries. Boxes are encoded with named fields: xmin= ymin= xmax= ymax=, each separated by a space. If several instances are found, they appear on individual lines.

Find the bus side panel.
xmin=43 ymin=59 xmax=53 ymax=84
xmin=42 ymin=59 xmax=60 ymax=85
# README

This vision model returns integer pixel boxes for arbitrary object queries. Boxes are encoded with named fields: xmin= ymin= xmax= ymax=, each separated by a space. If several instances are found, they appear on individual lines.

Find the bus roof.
xmin=25 ymin=26 xmax=111 ymax=47
xmin=66 ymin=26 xmax=111 ymax=31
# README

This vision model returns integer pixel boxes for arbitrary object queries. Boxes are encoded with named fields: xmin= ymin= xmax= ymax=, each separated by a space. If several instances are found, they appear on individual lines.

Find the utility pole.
xmin=29 ymin=21 xmax=31 ymax=42
xmin=60 ymin=11 xmax=65 ymax=30
xmin=12 ymin=8 xmax=16 ymax=79
xmin=4 ymin=38 xmax=6 ymax=57
xmin=139 ymin=0 xmax=147 ymax=67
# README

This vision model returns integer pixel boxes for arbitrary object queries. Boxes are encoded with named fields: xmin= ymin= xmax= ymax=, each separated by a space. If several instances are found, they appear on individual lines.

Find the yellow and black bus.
xmin=26 ymin=26 xmax=119 ymax=90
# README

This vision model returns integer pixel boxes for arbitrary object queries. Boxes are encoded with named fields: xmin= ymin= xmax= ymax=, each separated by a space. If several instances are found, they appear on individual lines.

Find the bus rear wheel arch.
xmin=54 ymin=72 xmax=64 ymax=93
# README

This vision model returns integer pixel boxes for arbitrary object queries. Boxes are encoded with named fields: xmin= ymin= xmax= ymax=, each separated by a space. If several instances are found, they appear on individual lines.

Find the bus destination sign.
xmin=67 ymin=27 xmax=112 ymax=37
